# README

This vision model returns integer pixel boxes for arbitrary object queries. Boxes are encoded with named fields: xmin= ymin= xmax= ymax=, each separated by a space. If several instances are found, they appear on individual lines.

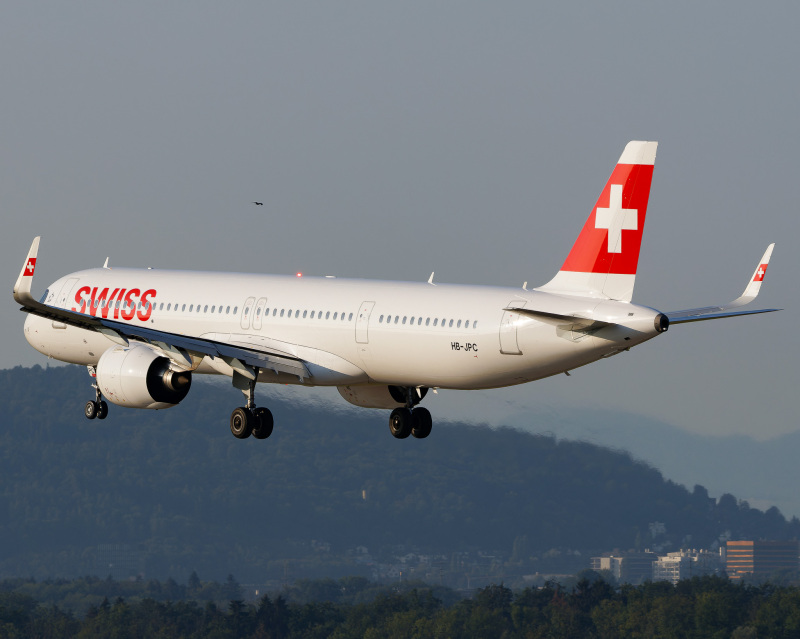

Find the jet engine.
xmin=337 ymin=384 xmax=427 ymax=409
xmin=96 ymin=344 xmax=192 ymax=409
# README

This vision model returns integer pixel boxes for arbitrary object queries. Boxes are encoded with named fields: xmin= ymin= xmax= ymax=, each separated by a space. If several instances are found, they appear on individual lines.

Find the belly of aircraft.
xmin=357 ymin=322 xmax=608 ymax=390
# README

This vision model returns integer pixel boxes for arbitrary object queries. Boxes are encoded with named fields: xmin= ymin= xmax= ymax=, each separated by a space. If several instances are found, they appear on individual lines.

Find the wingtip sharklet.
xmin=667 ymin=243 xmax=778 ymax=323
xmin=13 ymin=236 xmax=41 ymax=302
xmin=734 ymin=242 xmax=775 ymax=306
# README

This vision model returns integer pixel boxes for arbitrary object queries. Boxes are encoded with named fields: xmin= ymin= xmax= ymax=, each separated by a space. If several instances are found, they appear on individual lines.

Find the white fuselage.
xmin=24 ymin=267 xmax=664 ymax=391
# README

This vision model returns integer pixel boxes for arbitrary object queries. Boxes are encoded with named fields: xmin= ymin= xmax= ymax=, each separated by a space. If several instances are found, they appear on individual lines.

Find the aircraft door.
xmin=53 ymin=277 xmax=79 ymax=329
xmin=356 ymin=301 xmax=376 ymax=344
xmin=253 ymin=297 xmax=267 ymax=330
xmin=499 ymin=300 xmax=527 ymax=355
xmin=240 ymin=297 xmax=256 ymax=330
xmin=55 ymin=278 xmax=79 ymax=309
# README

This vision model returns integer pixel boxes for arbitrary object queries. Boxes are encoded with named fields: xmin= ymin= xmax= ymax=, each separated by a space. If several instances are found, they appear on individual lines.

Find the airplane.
xmin=13 ymin=141 xmax=778 ymax=441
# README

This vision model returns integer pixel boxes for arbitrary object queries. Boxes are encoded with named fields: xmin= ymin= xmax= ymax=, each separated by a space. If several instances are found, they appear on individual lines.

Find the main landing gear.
xmin=230 ymin=371 xmax=273 ymax=440
xmin=84 ymin=366 xmax=108 ymax=420
xmin=388 ymin=387 xmax=433 ymax=440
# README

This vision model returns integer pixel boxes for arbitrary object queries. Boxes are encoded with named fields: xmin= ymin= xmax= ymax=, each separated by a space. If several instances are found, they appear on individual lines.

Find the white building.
xmin=652 ymin=549 xmax=722 ymax=584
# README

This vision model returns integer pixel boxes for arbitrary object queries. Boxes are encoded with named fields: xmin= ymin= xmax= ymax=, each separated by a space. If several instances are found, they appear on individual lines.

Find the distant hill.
xmin=498 ymin=406 xmax=800 ymax=519
xmin=0 ymin=365 xmax=797 ymax=582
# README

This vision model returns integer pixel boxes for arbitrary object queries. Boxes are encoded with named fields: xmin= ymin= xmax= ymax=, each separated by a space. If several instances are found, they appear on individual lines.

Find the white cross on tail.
xmin=595 ymin=184 xmax=638 ymax=253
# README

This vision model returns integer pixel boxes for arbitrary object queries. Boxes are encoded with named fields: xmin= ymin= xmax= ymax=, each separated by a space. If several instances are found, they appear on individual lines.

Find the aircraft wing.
xmin=13 ymin=237 xmax=310 ymax=380
xmin=666 ymin=244 xmax=780 ymax=324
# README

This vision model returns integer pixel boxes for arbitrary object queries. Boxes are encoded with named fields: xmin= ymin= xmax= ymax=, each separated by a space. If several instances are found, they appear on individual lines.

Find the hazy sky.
xmin=2 ymin=2 xmax=796 ymax=441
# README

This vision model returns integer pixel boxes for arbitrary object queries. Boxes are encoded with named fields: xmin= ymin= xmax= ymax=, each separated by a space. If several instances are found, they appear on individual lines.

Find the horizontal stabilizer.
xmin=505 ymin=306 xmax=614 ymax=331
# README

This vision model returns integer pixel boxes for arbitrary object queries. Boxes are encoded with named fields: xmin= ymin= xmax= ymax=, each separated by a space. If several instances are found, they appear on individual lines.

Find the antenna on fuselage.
xmin=428 ymin=272 xmax=436 ymax=286
xmin=103 ymin=257 xmax=110 ymax=269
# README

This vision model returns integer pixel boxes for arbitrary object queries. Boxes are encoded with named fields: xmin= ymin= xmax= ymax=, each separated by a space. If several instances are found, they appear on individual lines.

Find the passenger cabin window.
xmin=348 ymin=313 xmax=353 ymax=321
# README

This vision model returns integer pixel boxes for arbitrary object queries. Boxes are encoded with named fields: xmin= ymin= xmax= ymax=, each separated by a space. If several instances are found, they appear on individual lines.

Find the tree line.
xmin=2 ymin=574 xmax=800 ymax=638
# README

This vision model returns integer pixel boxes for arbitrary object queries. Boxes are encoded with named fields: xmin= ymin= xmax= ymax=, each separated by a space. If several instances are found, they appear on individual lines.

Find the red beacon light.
xmin=296 ymin=272 xmax=303 ymax=278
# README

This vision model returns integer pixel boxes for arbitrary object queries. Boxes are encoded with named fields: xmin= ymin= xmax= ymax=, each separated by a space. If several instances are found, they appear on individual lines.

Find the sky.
xmin=1 ymin=2 xmax=796 ymax=444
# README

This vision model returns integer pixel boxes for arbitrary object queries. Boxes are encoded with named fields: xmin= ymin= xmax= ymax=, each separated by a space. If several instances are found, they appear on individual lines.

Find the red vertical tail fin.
xmin=537 ymin=141 xmax=657 ymax=301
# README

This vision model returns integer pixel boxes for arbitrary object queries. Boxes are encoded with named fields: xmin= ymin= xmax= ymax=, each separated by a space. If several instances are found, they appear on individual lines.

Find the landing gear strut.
xmin=230 ymin=369 xmax=273 ymax=440
xmin=84 ymin=366 xmax=108 ymax=420
xmin=388 ymin=387 xmax=433 ymax=440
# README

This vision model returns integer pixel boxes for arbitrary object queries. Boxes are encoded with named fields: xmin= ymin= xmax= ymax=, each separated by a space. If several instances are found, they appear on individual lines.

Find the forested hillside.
xmin=0 ymin=365 xmax=796 ymax=581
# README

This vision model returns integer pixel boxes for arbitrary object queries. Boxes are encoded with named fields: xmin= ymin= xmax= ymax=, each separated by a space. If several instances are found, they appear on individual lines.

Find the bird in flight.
xmin=252 ymin=202 xmax=263 ymax=206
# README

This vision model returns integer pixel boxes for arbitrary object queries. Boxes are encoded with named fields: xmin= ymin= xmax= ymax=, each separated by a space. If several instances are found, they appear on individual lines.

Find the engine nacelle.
xmin=337 ymin=384 xmax=427 ymax=409
xmin=96 ymin=344 xmax=192 ymax=409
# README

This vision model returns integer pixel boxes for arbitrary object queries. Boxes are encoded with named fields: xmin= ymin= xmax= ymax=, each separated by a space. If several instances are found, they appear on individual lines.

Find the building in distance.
xmin=726 ymin=540 xmax=799 ymax=581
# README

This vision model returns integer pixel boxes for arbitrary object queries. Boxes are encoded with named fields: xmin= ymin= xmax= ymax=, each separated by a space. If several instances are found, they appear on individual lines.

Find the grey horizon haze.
xmin=2 ymin=3 xmax=796 ymax=504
